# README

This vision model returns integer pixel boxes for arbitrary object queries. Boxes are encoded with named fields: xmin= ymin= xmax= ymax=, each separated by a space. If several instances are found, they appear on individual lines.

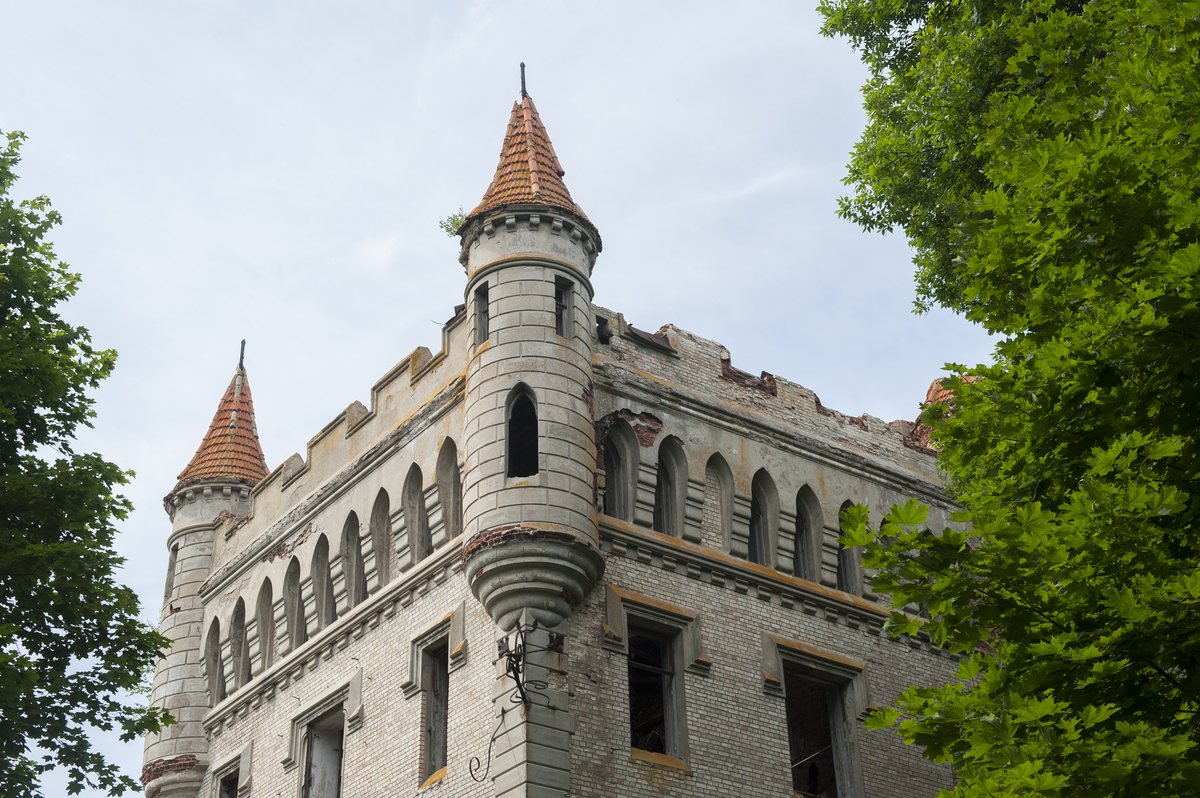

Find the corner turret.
xmin=142 ymin=348 xmax=268 ymax=798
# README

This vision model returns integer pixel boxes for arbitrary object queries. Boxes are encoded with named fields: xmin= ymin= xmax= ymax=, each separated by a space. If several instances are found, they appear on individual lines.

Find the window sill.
xmin=420 ymin=767 xmax=447 ymax=790
xmin=629 ymin=749 xmax=690 ymax=772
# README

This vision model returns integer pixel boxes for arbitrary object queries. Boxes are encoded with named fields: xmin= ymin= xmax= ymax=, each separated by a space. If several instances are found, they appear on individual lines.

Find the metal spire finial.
xmin=239 ymin=339 xmax=246 ymax=369
xmin=520 ymin=62 xmax=527 ymax=98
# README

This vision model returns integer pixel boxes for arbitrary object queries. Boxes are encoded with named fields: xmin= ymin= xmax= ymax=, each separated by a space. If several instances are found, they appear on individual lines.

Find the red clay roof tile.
xmin=173 ymin=365 xmax=268 ymax=490
xmin=466 ymin=94 xmax=589 ymax=223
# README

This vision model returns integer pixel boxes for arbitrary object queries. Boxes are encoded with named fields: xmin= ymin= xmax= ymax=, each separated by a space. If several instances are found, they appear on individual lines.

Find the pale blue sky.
xmin=0 ymin=2 xmax=993 ymax=793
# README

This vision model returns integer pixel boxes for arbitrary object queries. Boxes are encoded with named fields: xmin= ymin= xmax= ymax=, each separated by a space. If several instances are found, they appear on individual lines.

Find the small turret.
xmin=142 ymin=346 xmax=268 ymax=798
xmin=459 ymin=87 xmax=604 ymax=631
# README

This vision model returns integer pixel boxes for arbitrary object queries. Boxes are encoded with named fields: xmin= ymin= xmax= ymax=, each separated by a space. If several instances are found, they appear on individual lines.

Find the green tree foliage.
xmin=438 ymin=206 xmax=466 ymax=238
xmin=0 ymin=131 xmax=171 ymax=797
xmin=821 ymin=0 xmax=1200 ymax=794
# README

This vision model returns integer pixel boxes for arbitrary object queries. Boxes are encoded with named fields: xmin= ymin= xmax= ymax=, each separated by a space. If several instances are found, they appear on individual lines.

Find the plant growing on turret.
xmin=822 ymin=0 xmax=1200 ymax=793
xmin=0 ymin=130 xmax=172 ymax=798
xmin=438 ymin=206 xmax=466 ymax=238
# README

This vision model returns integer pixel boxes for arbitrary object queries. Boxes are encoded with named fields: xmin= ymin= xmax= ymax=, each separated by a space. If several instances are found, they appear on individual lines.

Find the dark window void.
xmin=628 ymin=630 xmax=674 ymax=756
xmin=554 ymin=277 xmax=573 ymax=337
xmin=836 ymin=542 xmax=854 ymax=594
xmin=784 ymin=671 xmax=840 ymax=798
xmin=794 ymin=512 xmax=811 ymax=580
xmin=474 ymin=284 xmax=489 ymax=346
xmin=425 ymin=644 xmax=449 ymax=778
xmin=218 ymin=773 xmax=239 ymax=798
xmin=302 ymin=707 xmax=344 ymax=798
xmin=597 ymin=316 xmax=613 ymax=344
xmin=749 ymin=493 xmax=768 ymax=565
xmin=508 ymin=394 xmax=538 ymax=477
xmin=603 ymin=436 xmax=622 ymax=517
xmin=653 ymin=459 xmax=674 ymax=536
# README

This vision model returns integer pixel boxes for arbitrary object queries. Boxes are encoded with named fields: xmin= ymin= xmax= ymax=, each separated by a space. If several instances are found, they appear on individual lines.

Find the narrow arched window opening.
xmin=602 ymin=420 xmax=639 ymax=522
xmin=837 ymin=500 xmax=859 ymax=595
xmin=604 ymin=435 xmax=624 ymax=517
xmin=230 ymin=599 xmax=249 ymax=690
xmin=508 ymin=391 xmax=538 ymax=478
xmin=404 ymin=464 xmax=432 ymax=563
xmin=794 ymin=485 xmax=823 ymax=582
xmin=701 ymin=453 xmax=734 ymax=551
xmin=749 ymin=493 xmax=767 ymax=565
xmin=256 ymin=578 xmax=274 ymax=673
xmin=284 ymin=557 xmax=306 ymax=651
xmin=342 ymin=512 xmax=366 ymax=610
xmin=312 ymin=535 xmax=337 ymax=631
xmin=163 ymin=544 xmax=178 ymax=605
xmin=205 ymin=619 xmax=225 ymax=707
xmin=437 ymin=439 xmax=463 ymax=541
xmin=653 ymin=436 xmax=687 ymax=538
xmin=748 ymin=469 xmax=777 ymax=567
xmin=370 ymin=489 xmax=391 ymax=587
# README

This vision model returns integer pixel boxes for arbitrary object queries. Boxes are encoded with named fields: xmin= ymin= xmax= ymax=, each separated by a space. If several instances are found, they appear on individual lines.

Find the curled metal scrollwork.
xmin=469 ymin=619 xmax=565 ymax=782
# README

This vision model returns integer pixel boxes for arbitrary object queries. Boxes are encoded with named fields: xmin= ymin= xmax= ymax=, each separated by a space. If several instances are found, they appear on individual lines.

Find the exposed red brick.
xmin=721 ymin=358 xmax=778 ymax=396
xmin=141 ymin=755 xmax=198 ymax=786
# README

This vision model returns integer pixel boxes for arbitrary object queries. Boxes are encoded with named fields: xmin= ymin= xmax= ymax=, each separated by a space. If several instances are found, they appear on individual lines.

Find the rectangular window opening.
xmin=302 ymin=705 xmax=345 ymax=798
xmin=627 ymin=628 xmax=676 ymax=756
xmin=217 ymin=772 xmax=239 ymax=798
xmin=784 ymin=670 xmax=841 ymax=798
xmin=554 ymin=277 xmax=573 ymax=338
xmin=474 ymin=284 xmax=489 ymax=347
xmin=424 ymin=643 xmax=450 ymax=780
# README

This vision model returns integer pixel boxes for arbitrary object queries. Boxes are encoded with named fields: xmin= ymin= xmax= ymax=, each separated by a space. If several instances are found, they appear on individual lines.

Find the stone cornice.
xmin=199 ymin=377 xmax=463 ymax=600
xmin=598 ymin=516 xmax=953 ymax=659
xmin=201 ymin=538 xmax=465 ymax=737
xmin=593 ymin=362 xmax=956 ymax=511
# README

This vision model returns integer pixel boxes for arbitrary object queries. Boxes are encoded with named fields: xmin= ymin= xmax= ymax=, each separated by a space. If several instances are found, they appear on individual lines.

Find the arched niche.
xmin=403 ymin=463 xmax=431 ymax=564
xmin=368 ymin=488 xmax=391 ymax=589
xmin=204 ymin=618 xmax=225 ymax=707
xmin=437 ymin=438 xmax=463 ymax=542
xmin=283 ymin=556 xmax=306 ymax=653
xmin=602 ymin=419 xmax=639 ymax=522
xmin=700 ymin=453 xmax=734 ymax=551
xmin=748 ymin=469 xmax=779 ymax=567
xmin=254 ymin=577 xmax=274 ymax=674
xmin=653 ymin=436 xmax=688 ymax=538
xmin=794 ymin=485 xmax=824 ymax=582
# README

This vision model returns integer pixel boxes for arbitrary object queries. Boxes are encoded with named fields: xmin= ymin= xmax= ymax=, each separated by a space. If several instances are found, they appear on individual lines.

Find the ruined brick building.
xmin=141 ymin=88 xmax=961 ymax=798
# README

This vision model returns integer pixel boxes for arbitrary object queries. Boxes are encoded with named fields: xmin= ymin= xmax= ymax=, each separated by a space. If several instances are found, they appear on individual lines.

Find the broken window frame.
xmin=301 ymin=705 xmax=345 ymax=798
xmin=423 ymin=642 xmax=450 ymax=782
xmin=784 ymin=670 xmax=844 ymax=798
xmin=626 ymin=626 xmax=678 ymax=758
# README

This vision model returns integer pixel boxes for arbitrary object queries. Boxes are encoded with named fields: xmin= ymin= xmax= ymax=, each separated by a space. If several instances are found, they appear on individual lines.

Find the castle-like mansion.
xmin=142 ymin=89 xmax=959 ymax=798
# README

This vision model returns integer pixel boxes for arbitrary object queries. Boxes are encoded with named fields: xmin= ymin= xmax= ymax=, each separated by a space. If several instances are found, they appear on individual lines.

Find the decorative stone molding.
xmin=400 ymin=600 xmax=468 ymax=698
xmin=210 ymin=741 xmax=253 ymax=798
xmin=280 ymin=668 xmax=363 ymax=773
xmin=602 ymin=585 xmax=711 ymax=676
xmin=201 ymin=540 xmax=462 ymax=738
xmin=599 ymin=516 xmax=952 ymax=657
xmin=463 ymin=524 xmax=606 ymax=630
xmin=760 ymin=633 xmax=872 ymax=718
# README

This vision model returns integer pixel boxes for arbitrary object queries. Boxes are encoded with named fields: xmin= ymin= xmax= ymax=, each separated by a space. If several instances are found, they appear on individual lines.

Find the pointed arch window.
xmin=748 ymin=469 xmax=778 ymax=567
xmin=602 ymin=420 xmax=639 ymax=522
xmin=284 ymin=557 xmax=306 ymax=652
xmin=311 ymin=535 xmax=338 ymax=632
xmin=794 ymin=485 xmax=823 ymax=582
xmin=205 ymin=618 xmax=226 ymax=707
xmin=701 ymin=453 xmax=734 ymax=551
xmin=341 ymin=512 xmax=367 ymax=611
xmin=836 ymin=500 xmax=861 ymax=595
xmin=404 ymin=463 xmax=432 ymax=563
xmin=369 ymin=489 xmax=391 ymax=588
xmin=653 ymin=436 xmax=687 ymax=538
xmin=437 ymin=439 xmax=463 ymax=541
xmin=255 ymin=578 xmax=275 ymax=673
xmin=230 ymin=598 xmax=250 ymax=690
xmin=507 ymin=387 xmax=538 ymax=478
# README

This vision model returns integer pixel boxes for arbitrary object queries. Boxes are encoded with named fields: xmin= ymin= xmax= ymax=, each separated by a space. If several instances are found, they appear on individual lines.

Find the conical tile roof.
xmin=466 ymin=94 xmax=590 ymax=224
xmin=172 ymin=364 xmax=268 ymax=491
